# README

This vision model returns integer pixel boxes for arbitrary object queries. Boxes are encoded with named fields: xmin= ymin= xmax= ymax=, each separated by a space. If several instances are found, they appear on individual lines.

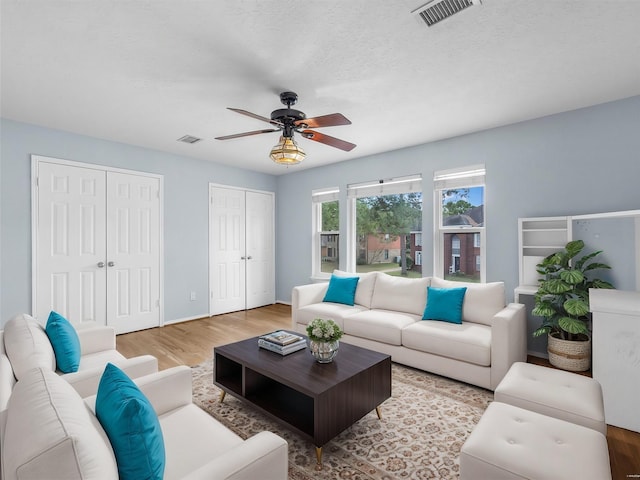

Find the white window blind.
xmin=434 ymin=165 xmax=485 ymax=190
xmin=347 ymin=174 xmax=422 ymax=198
xmin=312 ymin=187 xmax=340 ymax=203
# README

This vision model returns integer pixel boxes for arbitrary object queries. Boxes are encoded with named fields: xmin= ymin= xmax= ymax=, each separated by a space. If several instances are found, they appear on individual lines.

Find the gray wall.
xmin=0 ymin=119 xmax=277 ymax=325
xmin=275 ymin=96 xmax=640 ymax=303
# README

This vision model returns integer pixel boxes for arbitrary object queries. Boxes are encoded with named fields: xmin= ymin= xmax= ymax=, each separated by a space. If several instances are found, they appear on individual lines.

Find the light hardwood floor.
xmin=116 ymin=303 xmax=640 ymax=479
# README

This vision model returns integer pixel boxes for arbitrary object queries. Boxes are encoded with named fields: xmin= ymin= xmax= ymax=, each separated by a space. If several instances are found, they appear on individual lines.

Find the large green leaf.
xmin=532 ymin=303 xmax=556 ymax=318
xmin=563 ymin=298 xmax=589 ymax=317
xmin=564 ymin=240 xmax=584 ymax=259
xmin=589 ymin=279 xmax=615 ymax=289
xmin=543 ymin=278 xmax=572 ymax=294
xmin=558 ymin=316 xmax=589 ymax=335
xmin=559 ymin=269 xmax=584 ymax=285
xmin=574 ymin=250 xmax=601 ymax=270
xmin=583 ymin=262 xmax=612 ymax=272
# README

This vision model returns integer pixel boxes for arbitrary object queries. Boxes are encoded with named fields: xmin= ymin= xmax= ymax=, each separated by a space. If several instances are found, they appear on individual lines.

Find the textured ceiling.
xmin=2 ymin=1 xmax=640 ymax=175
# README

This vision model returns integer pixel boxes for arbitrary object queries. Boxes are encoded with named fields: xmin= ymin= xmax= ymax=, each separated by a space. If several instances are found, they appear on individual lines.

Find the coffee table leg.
xmin=376 ymin=406 xmax=382 ymax=419
xmin=315 ymin=446 xmax=323 ymax=467
xmin=219 ymin=391 xmax=226 ymax=403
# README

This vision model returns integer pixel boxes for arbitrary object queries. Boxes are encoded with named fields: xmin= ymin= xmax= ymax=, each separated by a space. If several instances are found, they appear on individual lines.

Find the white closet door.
xmin=245 ymin=191 xmax=275 ymax=309
xmin=35 ymin=162 xmax=107 ymax=325
xmin=106 ymin=172 xmax=161 ymax=334
xmin=210 ymin=186 xmax=246 ymax=315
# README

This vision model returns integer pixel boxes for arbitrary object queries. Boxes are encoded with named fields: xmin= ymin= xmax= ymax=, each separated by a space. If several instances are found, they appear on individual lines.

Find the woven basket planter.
xmin=547 ymin=333 xmax=591 ymax=372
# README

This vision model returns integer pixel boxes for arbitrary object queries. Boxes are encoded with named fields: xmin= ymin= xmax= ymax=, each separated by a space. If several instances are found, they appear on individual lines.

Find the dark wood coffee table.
xmin=213 ymin=333 xmax=392 ymax=465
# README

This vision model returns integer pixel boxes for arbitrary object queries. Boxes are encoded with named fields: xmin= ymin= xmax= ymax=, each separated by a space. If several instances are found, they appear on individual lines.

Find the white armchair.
xmin=1 ymin=366 xmax=289 ymax=480
xmin=0 ymin=313 xmax=158 ymax=405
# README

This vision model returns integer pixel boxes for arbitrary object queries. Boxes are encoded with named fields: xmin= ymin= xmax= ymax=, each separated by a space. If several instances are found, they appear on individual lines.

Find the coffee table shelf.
xmin=213 ymin=334 xmax=391 ymax=459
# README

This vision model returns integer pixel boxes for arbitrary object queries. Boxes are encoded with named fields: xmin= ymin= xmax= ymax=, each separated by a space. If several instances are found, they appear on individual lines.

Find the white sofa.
xmin=292 ymin=272 xmax=526 ymax=390
xmin=0 ymin=366 xmax=289 ymax=480
xmin=0 ymin=313 xmax=158 ymax=409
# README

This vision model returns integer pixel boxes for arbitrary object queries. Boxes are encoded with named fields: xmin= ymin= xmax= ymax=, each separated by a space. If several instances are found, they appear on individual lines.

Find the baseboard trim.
xmin=164 ymin=314 xmax=209 ymax=326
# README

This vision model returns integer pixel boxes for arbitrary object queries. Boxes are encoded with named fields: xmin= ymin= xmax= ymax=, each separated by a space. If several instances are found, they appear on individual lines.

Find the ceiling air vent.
xmin=413 ymin=0 xmax=480 ymax=27
xmin=177 ymin=135 xmax=202 ymax=144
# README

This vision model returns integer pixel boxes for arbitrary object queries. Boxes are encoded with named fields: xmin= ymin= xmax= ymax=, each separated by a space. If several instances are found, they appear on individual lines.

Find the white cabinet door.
xmin=210 ymin=186 xmax=246 ymax=315
xmin=34 ymin=158 xmax=161 ymax=333
xmin=245 ymin=191 xmax=275 ymax=310
xmin=36 ymin=162 xmax=107 ymax=325
xmin=209 ymin=186 xmax=274 ymax=315
xmin=106 ymin=172 xmax=161 ymax=333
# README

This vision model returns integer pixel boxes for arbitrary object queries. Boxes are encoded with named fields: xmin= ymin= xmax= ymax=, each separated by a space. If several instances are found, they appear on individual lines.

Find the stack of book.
xmin=258 ymin=330 xmax=306 ymax=355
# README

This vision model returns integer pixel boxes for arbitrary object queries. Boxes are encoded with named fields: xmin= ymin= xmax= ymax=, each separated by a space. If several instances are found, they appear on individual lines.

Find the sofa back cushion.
xmin=371 ymin=274 xmax=431 ymax=316
xmin=333 ymin=270 xmax=378 ymax=308
xmin=2 ymin=367 xmax=117 ymax=480
xmin=3 ymin=313 xmax=56 ymax=379
xmin=430 ymin=278 xmax=505 ymax=326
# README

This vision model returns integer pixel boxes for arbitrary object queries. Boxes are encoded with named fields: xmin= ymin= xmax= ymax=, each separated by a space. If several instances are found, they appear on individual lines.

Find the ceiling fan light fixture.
xmin=269 ymin=136 xmax=306 ymax=165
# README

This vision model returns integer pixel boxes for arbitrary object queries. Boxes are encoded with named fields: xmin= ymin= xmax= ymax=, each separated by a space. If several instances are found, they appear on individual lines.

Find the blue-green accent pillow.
xmin=45 ymin=311 xmax=81 ymax=373
xmin=323 ymin=275 xmax=360 ymax=306
xmin=422 ymin=286 xmax=468 ymax=324
xmin=96 ymin=363 xmax=165 ymax=480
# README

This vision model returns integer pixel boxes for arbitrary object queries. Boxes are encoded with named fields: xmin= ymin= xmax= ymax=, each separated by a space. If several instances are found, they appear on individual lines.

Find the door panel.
xmin=106 ymin=172 xmax=160 ymax=333
xmin=245 ymin=191 xmax=275 ymax=309
xmin=210 ymin=187 xmax=246 ymax=315
xmin=36 ymin=163 xmax=107 ymax=325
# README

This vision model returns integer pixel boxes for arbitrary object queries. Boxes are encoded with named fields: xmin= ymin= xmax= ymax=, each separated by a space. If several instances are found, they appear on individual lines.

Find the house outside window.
xmin=312 ymin=187 xmax=339 ymax=277
xmin=347 ymin=175 xmax=422 ymax=277
xmin=434 ymin=165 xmax=486 ymax=283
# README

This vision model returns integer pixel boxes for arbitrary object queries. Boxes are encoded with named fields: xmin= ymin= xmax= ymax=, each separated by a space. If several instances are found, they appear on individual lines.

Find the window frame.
xmin=311 ymin=187 xmax=340 ymax=279
xmin=346 ymin=174 xmax=422 ymax=273
xmin=433 ymin=165 xmax=486 ymax=283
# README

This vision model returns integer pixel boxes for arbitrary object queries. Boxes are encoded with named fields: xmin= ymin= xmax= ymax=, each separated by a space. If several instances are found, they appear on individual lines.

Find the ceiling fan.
xmin=215 ymin=91 xmax=356 ymax=165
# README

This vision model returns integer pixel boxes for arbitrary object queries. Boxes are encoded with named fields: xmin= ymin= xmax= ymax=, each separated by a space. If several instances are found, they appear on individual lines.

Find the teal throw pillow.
xmin=45 ymin=311 xmax=81 ymax=373
xmin=422 ymin=286 xmax=468 ymax=324
xmin=96 ymin=363 xmax=165 ymax=480
xmin=323 ymin=275 xmax=360 ymax=306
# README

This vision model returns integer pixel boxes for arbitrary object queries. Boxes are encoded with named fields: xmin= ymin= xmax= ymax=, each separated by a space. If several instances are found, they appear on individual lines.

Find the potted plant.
xmin=306 ymin=318 xmax=343 ymax=363
xmin=532 ymin=239 xmax=614 ymax=371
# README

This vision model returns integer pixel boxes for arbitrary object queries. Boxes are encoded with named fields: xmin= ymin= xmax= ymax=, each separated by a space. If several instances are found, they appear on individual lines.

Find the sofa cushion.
xmin=295 ymin=303 xmax=368 ymax=330
xmin=402 ymin=320 xmax=491 ymax=366
xmin=323 ymin=274 xmax=359 ymax=305
xmin=333 ymin=270 xmax=378 ymax=308
xmin=2 ymin=367 xmax=117 ymax=480
xmin=430 ymin=278 xmax=505 ymax=326
xmin=344 ymin=309 xmax=420 ymax=346
xmin=370 ymin=274 xmax=431 ymax=316
xmin=3 ymin=313 xmax=56 ymax=379
xmin=422 ymin=286 xmax=467 ymax=324
xmin=96 ymin=363 xmax=165 ymax=480
xmin=46 ymin=311 xmax=82 ymax=373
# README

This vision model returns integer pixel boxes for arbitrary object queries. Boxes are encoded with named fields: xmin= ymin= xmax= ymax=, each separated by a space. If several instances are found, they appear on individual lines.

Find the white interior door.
xmin=35 ymin=162 xmax=107 ymax=325
xmin=106 ymin=172 xmax=161 ymax=334
xmin=34 ymin=157 xmax=162 ymax=333
xmin=210 ymin=186 xmax=246 ymax=315
xmin=245 ymin=191 xmax=275 ymax=309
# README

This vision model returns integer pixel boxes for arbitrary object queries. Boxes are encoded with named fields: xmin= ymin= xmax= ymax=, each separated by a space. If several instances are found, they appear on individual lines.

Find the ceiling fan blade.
xmin=301 ymin=130 xmax=356 ymax=152
xmin=294 ymin=113 xmax=352 ymax=128
xmin=215 ymin=128 xmax=279 ymax=140
xmin=227 ymin=108 xmax=283 ymax=127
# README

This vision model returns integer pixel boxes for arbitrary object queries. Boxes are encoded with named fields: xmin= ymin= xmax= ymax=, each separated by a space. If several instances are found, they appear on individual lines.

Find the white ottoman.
xmin=460 ymin=402 xmax=611 ymax=480
xmin=494 ymin=362 xmax=606 ymax=434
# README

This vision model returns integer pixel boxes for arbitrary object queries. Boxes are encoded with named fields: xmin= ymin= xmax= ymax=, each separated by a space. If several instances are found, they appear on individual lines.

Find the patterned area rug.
xmin=192 ymin=360 xmax=492 ymax=479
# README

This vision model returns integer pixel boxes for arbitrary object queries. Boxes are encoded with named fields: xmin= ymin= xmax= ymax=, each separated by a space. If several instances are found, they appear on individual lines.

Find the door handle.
xmin=107 ymin=261 xmax=115 ymax=267
xmin=240 ymin=256 xmax=246 ymax=260
xmin=246 ymin=256 xmax=253 ymax=260
xmin=97 ymin=262 xmax=105 ymax=268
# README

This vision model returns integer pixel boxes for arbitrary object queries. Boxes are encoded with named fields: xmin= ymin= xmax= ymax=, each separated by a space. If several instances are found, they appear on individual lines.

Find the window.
xmin=347 ymin=175 xmax=422 ymax=277
xmin=312 ymin=187 xmax=339 ymax=277
xmin=434 ymin=165 xmax=485 ymax=283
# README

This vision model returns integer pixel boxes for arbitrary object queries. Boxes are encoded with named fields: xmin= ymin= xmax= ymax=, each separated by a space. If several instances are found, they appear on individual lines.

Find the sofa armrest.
xmin=76 ymin=325 xmax=117 ymax=354
xmin=180 ymin=431 xmax=288 ymax=480
xmin=62 ymin=354 xmax=158 ymax=398
xmin=291 ymin=283 xmax=329 ymax=328
xmin=134 ymin=365 xmax=193 ymax=415
xmin=0 ymin=353 xmax=16 ymax=412
xmin=490 ymin=303 xmax=527 ymax=390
